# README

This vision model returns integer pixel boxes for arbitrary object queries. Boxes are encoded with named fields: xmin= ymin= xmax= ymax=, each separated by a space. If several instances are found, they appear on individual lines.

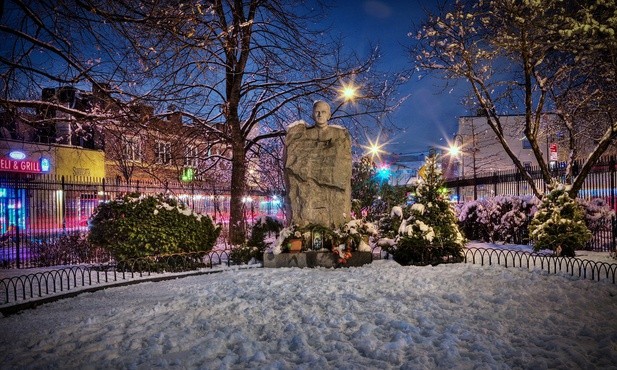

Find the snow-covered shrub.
xmin=229 ymin=244 xmax=259 ymax=265
xmin=457 ymin=196 xmax=538 ymax=244
xmin=457 ymin=200 xmax=489 ymax=241
xmin=383 ymin=155 xmax=465 ymax=265
xmin=89 ymin=194 xmax=220 ymax=262
xmin=529 ymin=183 xmax=591 ymax=257
xmin=489 ymin=196 xmax=538 ymax=244
xmin=236 ymin=216 xmax=284 ymax=263
xmin=340 ymin=219 xmax=378 ymax=252
xmin=577 ymin=198 xmax=615 ymax=235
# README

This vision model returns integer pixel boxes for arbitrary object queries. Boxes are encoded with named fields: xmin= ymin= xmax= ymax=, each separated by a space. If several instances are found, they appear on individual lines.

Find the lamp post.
xmin=332 ymin=81 xmax=360 ymax=116
xmin=449 ymin=134 xmax=464 ymax=178
xmin=448 ymin=134 xmax=465 ymax=203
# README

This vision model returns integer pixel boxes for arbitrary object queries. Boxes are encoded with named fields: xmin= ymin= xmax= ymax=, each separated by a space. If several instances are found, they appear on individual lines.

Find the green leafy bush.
xmin=88 ymin=194 xmax=220 ymax=261
xmin=231 ymin=216 xmax=283 ymax=264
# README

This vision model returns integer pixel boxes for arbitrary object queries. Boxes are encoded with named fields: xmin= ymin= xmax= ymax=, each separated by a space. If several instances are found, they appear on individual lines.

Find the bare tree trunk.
xmin=229 ymin=139 xmax=247 ymax=244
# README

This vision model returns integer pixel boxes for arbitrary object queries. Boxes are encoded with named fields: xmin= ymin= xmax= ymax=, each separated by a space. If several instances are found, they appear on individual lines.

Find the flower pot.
xmin=289 ymin=239 xmax=302 ymax=253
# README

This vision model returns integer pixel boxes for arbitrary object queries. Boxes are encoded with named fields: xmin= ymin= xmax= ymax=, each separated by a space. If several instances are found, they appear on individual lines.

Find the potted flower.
xmin=288 ymin=237 xmax=303 ymax=253
xmin=272 ymin=225 xmax=305 ymax=254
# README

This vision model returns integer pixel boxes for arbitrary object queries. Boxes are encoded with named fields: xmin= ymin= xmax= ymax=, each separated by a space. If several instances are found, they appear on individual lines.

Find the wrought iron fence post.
xmin=613 ymin=215 xmax=616 ymax=255
xmin=61 ymin=175 xmax=66 ymax=232
xmin=13 ymin=176 xmax=21 ymax=269
xmin=610 ymin=156 xmax=616 ymax=211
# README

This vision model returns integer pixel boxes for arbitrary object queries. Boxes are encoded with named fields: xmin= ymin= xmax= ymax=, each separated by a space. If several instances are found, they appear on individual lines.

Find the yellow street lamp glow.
xmin=369 ymin=143 xmax=381 ymax=157
xmin=338 ymin=81 xmax=359 ymax=102
xmin=448 ymin=145 xmax=461 ymax=157
xmin=365 ymin=137 xmax=386 ymax=160
xmin=342 ymin=86 xmax=357 ymax=101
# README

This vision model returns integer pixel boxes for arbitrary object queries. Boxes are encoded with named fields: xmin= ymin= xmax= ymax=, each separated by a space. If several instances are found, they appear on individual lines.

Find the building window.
xmin=522 ymin=138 xmax=532 ymax=149
xmin=122 ymin=136 xmax=142 ymax=162
xmin=184 ymin=145 xmax=200 ymax=168
xmin=155 ymin=141 xmax=172 ymax=165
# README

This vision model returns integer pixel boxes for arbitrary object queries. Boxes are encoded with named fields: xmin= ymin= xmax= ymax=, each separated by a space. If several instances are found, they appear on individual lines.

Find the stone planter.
xmin=263 ymin=251 xmax=372 ymax=268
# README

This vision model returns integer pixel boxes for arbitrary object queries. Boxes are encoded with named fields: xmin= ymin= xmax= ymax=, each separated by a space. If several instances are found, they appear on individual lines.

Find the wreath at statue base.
xmin=263 ymin=251 xmax=372 ymax=269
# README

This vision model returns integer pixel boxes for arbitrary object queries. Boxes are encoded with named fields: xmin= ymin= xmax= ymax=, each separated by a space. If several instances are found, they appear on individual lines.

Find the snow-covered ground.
xmin=1 ymin=248 xmax=616 ymax=369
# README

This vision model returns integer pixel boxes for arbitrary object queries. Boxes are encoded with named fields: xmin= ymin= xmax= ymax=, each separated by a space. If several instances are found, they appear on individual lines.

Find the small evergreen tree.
xmin=529 ymin=182 xmax=592 ymax=257
xmin=385 ymin=154 xmax=465 ymax=265
xmin=351 ymin=156 xmax=380 ymax=219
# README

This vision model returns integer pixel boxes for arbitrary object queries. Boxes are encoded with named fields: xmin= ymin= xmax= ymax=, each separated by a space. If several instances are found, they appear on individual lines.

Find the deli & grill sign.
xmin=0 ymin=156 xmax=50 ymax=174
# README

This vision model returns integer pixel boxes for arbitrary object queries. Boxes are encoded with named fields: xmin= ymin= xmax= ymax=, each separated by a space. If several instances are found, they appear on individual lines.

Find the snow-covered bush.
xmin=28 ymin=232 xmax=108 ymax=266
xmin=529 ymin=183 xmax=591 ymax=257
xmin=457 ymin=196 xmax=538 ymax=244
xmin=232 ymin=216 xmax=284 ymax=264
xmin=577 ymin=198 xmax=615 ymax=235
xmin=456 ymin=200 xmax=489 ymax=241
xmin=340 ymin=219 xmax=378 ymax=252
xmin=383 ymin=155 xmax=465 ymax=266
xmin=89 ymin=194 xmax=220 ymax=261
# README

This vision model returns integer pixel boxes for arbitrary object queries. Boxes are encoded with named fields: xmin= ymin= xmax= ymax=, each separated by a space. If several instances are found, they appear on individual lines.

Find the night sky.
xmin=323 ymin=0 xmax=469 ymax=155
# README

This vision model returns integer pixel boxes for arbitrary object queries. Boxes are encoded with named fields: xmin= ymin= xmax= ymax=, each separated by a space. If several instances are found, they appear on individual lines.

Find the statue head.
xmin=312 ymin=100 xmax=331 ymax=128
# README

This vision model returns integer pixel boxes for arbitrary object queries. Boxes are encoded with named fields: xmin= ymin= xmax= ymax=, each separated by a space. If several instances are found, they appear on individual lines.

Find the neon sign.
xmin=0 ymin=156 xmax=51 ymax=174
xmin=9 ymin=151 xmax=26 ymax=160
xmin=40 ymin=158 xmax=51 ymax=172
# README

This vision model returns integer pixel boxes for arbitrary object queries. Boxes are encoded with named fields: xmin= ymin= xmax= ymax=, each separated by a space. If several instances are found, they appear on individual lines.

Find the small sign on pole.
xmin=549 ymin=143 xmax=558 ymax=161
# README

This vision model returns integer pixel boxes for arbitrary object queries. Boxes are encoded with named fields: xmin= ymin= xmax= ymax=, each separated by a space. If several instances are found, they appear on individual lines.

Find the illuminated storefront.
xmin=0 ymin=141 xmax=105 ymax=234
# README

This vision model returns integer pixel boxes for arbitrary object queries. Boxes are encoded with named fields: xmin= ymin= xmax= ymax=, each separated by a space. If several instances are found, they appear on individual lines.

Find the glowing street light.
xmin=449 ymin=134 xmax=464 ymax=178
xmin=448 ymin=145 xmax=461 ymax=157
xmin=331 ymin=81 xmax=361 ymax=116
xmin=340 ymin=84 xmax=358 ymax=102
xmin=365 ymin=137 xmax=386 ymax=161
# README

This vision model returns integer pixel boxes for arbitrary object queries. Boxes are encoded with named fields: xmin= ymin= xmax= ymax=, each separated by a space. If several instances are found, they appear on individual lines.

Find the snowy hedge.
xmin=89 ymin=194 xmax=220 ymax=261
xmin=456 ymin=196 xmax=538 ymax=244
xmin=456 ymin=194 xmax=613 ymax=249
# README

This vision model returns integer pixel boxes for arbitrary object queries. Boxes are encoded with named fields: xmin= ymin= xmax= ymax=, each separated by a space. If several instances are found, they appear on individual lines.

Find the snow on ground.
xmin=1 ymin=257 xmax=616 ymax=369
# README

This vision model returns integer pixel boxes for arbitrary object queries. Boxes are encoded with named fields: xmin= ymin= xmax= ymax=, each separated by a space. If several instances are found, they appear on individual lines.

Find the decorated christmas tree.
xmin=529 ymin=182 xmax=591 ymax=257
xmin=385 ymin=154 xmax=465 ymax=265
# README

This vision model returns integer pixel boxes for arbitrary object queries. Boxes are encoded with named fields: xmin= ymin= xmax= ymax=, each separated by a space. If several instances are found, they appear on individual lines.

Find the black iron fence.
xmin=0 ymin=248 xmax=235 ymax=314
xmin=464 ymin=247 xmax=617 ymax=284
xmin=0 ymin=173 xmax=282 ymax=268
xmin=3 ymin=246 xmax=615 ymax=316
xmin=445 ymin=155 xmax=617 ymax=207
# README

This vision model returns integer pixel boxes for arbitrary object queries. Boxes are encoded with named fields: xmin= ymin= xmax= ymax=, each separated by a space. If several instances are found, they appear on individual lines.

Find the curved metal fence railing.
xmin=464 ymin=247 xmax=617 ymax=284
xmin=0 ymin=249 xmax=233 ymax=309
xmin=2 ymin=246 xmax=616 ymax=314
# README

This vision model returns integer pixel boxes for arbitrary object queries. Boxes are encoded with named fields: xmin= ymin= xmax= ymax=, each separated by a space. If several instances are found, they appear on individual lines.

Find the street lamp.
xmin=365 ymin=136 xmax=386 ymax=161
xmin=449 ymin=134 xmax=464 ymax=178
xmin=332 ymin=81 xmax=361 ymax=115
xmin=340 ymin=84 xmax=358 ymax=101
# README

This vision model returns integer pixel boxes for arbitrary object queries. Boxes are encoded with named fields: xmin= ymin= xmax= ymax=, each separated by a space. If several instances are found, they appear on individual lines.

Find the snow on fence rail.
xmin=464 ymin=247 xmax=617 ymax=284
xmin=0 ymin=249 xmax=233 ymax=311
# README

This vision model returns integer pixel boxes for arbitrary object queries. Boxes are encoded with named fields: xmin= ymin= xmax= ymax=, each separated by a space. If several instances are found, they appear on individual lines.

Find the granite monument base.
xmin=263 ymin=251 xmax=372 ymax=268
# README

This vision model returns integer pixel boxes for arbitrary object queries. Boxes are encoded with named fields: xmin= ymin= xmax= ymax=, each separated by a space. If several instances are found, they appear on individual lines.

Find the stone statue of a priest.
xmin=284 ymin=100 xmax=352 ymax=228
